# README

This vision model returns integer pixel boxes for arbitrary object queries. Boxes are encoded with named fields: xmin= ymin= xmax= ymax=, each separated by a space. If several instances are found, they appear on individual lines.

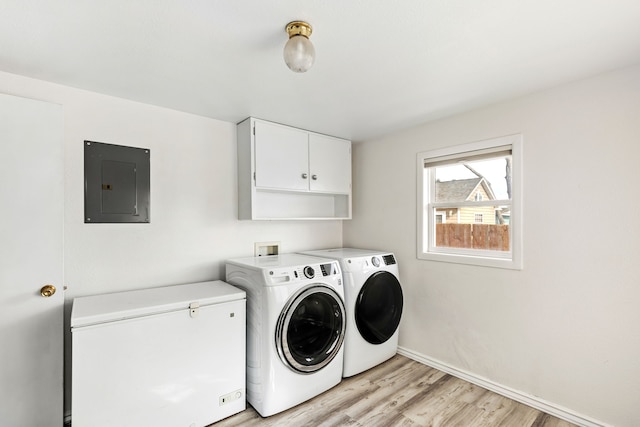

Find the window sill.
xmin=418 ymin=251 xmax=522 ymax=270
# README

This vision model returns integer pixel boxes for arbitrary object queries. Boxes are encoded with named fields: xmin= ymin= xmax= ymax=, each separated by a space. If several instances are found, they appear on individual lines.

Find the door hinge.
xmin=189 ymin=302 xmax=200 ymax=318
xmin=253 ymin=171 xmax=256 ymax=181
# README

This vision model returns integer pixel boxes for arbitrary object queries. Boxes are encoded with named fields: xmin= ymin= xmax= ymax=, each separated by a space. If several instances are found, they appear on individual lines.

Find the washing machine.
xmin=225 ymin=253 xmax=346 ymax=417
xmin=300 ymin=248 xmax=403 ymax=377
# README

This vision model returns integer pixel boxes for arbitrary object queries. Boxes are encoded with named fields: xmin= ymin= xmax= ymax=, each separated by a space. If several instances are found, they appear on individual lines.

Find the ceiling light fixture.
xmin=283 ymin=21 xmax=315 ymax=73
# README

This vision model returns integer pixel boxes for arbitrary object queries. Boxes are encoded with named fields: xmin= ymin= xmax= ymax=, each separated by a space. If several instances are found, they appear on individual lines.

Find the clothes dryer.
xmin=300 ymin=248 xmax=403 ymax=377
xmin=225 ymin=254 xmax=346 ymax=417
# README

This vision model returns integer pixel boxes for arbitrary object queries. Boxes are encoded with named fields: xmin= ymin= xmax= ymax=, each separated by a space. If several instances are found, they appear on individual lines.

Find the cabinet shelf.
xmin=252 ymin=189 xmax=350 ymax=220
xmin=255 ymin=186 xmax=351 ymax=196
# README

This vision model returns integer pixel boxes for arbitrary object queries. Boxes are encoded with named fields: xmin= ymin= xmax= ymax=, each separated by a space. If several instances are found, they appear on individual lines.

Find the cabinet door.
xmin=309 ymin=134 xmax=351 ymax=194
xmin=254 ymin=120 xmax=309 ymax=191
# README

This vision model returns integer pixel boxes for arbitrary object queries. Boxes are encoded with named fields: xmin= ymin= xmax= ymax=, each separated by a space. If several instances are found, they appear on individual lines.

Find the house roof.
xmin=436 ymin=178 xmax=495 ymax=202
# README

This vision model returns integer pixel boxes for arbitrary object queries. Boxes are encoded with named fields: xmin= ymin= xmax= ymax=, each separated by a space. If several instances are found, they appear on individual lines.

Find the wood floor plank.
xmin=315 ymin=413 xmax=358 ymax=427
xmin=341 ymin=361 xmax=447 ymax=422
xmin=464 ymin=392 xmax=540 ymax=427
xmin=399 ymin=377 xmax=488 ymax=426
xmin=532 ymin=412 xmax=581 ymax=427
xmin=209 ymin=355 xmax=577 ymax=427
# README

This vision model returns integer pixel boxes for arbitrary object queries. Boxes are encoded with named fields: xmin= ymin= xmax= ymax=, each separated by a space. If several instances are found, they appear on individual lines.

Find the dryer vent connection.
xmin=255 ymin=241 xmax=280 ymax=257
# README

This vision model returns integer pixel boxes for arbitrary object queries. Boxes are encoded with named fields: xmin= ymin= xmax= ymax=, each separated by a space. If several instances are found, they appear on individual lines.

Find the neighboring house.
xmin=434 ymin=177 xmax=501 ymax=224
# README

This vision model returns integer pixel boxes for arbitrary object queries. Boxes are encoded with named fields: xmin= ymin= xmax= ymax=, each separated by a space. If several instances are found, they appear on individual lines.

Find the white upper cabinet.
xmin=237 ymin=117 xmax=352 ymax=220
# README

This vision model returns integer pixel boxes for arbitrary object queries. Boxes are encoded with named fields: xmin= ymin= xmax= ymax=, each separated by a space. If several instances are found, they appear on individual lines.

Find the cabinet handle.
xmin=301 ymin=173 xmax=308 ymax=179
xmin=311 ymin=174 xmax=318 ymax=180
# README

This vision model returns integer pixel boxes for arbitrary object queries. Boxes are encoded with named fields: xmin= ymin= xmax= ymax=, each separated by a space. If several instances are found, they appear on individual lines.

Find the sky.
xmin=435 ymin=157 xmax=510 ymax=200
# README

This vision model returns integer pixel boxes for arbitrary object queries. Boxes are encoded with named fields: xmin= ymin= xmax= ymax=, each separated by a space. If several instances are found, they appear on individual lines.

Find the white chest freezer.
xmin=71 ymin=280 xmax=246 ymax=427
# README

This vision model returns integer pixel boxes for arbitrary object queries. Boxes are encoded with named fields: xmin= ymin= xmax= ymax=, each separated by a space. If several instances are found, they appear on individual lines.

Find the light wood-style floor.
xmin=211 ymin=355 xmax=576 ymax=427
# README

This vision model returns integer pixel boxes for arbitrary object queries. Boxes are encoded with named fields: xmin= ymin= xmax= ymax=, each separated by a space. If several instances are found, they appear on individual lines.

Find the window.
xmin=417 ymin=134 xmax=522 ymax=269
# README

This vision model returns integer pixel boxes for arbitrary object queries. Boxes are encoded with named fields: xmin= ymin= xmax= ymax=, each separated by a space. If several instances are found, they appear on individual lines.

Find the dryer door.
xmin=355 ymin=271 xmax=403 ymax=344
xmin=276 ymin=285 xmax=346 ymax=373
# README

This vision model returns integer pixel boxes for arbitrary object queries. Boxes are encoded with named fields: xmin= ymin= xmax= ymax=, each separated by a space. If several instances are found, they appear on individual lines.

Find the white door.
xmin=254 ymin=120 xmax=309 ymax=191
xmin=308 ymin=134 xmax=351 ymax=194
xmin=0 ymin=93 xmax=64 ymax=426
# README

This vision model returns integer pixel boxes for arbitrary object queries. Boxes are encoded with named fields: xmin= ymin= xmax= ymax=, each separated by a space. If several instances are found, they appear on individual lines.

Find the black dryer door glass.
xmin=355 ymin=271 xmax=403 ymax=344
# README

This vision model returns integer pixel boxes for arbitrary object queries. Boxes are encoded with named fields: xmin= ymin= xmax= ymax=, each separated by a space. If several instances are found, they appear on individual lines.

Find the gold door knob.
xmin=40 ymin=285 xmax=56 ymax=297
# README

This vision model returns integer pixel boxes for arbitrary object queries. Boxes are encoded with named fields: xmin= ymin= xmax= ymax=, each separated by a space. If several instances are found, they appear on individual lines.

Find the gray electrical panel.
xmin=84 ymin=141 xmax=150 ymax=223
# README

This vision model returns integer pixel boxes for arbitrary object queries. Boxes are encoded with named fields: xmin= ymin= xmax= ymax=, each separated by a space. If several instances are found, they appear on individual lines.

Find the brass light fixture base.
xmin=285 ymin=21 xmax=312 ymax=39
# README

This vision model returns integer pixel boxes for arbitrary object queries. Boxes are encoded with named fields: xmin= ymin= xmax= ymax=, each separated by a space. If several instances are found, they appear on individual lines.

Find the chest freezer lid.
xmin=71 ymin=280 xmax=245 ymax=328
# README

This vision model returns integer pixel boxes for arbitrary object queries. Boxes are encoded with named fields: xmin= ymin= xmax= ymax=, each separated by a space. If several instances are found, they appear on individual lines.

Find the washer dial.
xmin=303 ymin=266 xmax=315 ymax=279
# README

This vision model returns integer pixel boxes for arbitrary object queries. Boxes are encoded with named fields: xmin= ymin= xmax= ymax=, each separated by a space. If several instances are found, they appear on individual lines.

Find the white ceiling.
xmin=1 ymin=1 xmax=640 ymax=141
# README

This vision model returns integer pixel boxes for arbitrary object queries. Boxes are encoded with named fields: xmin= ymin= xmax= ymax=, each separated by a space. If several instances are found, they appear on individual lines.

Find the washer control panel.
xmin=266 ymin=261 xmax=341 ymax=284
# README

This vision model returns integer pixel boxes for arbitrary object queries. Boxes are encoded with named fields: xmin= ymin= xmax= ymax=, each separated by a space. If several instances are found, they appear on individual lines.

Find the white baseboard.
xmin=397 ymin=346 xmax=608 ymax=427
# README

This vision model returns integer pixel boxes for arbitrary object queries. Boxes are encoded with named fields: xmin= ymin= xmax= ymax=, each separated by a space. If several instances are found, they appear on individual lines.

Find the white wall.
xmin=344 ymin=64 xmax=640 ymax=427
xmin=0 ymin=71 xmax=344 ymax=416
xmin=5 ymin=64 xmax=639 ymax=425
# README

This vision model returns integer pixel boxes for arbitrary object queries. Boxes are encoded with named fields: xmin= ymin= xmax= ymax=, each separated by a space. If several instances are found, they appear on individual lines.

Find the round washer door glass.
xmin=276 ymin=285 xmax=346 ymax=373
xmin=355 ymin=271 xmax=403 ymax=344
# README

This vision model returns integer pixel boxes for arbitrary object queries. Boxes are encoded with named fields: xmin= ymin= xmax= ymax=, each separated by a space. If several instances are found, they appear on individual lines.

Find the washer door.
xmin=355 ymin=271 xmax=403 ymax=344
xmin=276 ymin=285 xmax=346 ymax=374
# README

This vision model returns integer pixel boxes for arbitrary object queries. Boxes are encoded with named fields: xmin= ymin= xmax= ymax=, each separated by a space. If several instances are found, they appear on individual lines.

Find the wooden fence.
xmin=436 ymin=223 xmax=510 ymax=251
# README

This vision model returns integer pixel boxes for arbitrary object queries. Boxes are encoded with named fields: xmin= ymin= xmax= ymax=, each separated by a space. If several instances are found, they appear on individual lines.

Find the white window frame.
xmin=417 ymin=134 xmax=523 ymax=270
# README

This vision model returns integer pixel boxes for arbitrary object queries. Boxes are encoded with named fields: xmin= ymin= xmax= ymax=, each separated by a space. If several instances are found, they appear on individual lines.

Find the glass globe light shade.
xmin=283 ymin=35 xmax=315 ymax=73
